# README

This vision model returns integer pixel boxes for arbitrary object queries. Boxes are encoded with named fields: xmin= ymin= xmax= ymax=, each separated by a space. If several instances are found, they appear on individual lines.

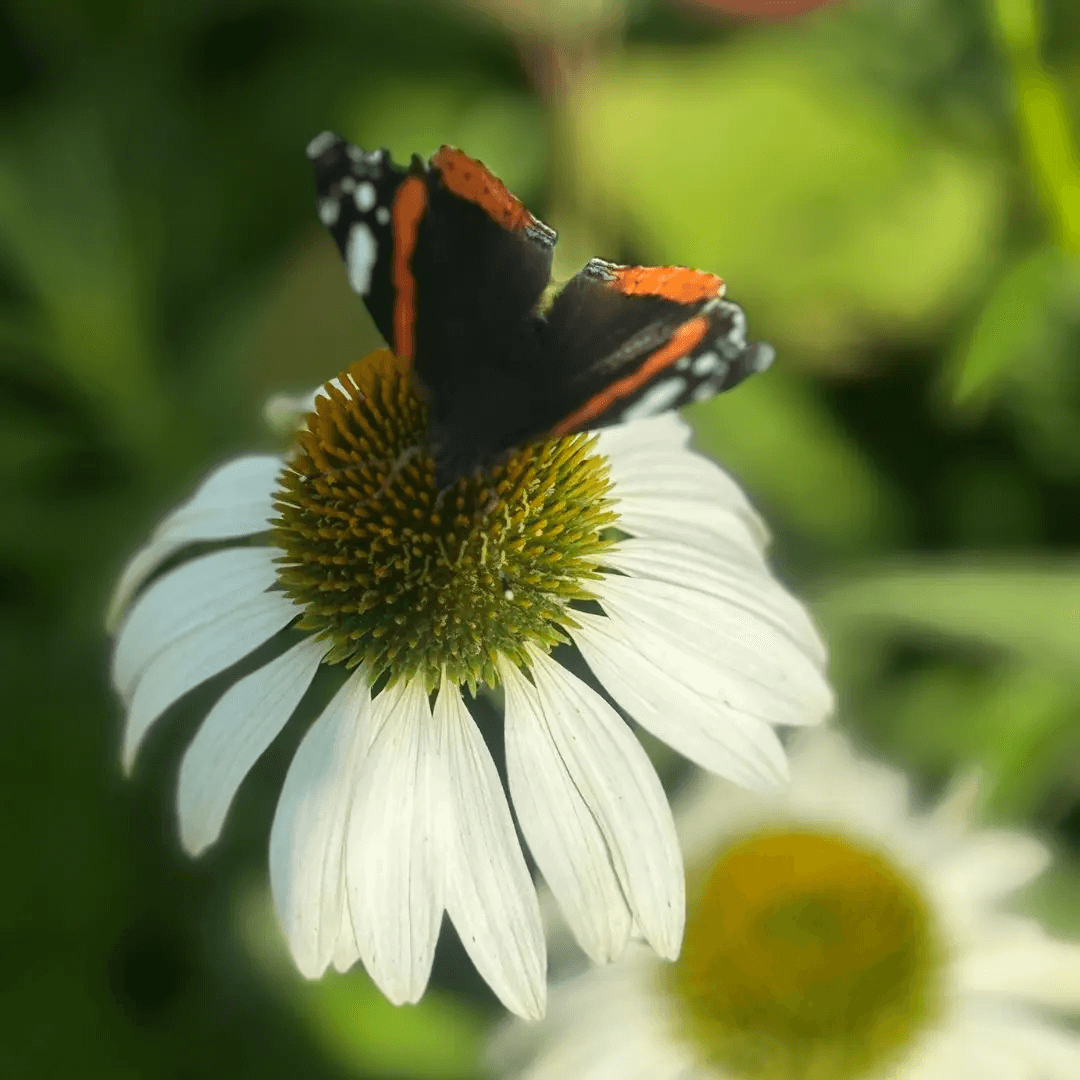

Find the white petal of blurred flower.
xmin=108 ymin=351 xmax=831 ymax=1017
xmin=489 ymin=728 xmax=1080 ymax=1078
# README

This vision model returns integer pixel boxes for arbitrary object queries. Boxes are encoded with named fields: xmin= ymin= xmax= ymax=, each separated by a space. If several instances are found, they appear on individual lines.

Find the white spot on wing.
xmin=691 ymin=351 xmax=721 ymax=377
xmin=339 ymin=176 xmax=356 ymax=193
xmin=375 ymin=206 xmax=391 ymax=226
xmin=354 ymin=181 xmax=377 ymax=212
xmin=346 ymin=224 xmax=377 ymax=295
xmin=676 ymin=355 xmax=691 ymax=371
xmin=318 ymin=198 xmax=340 ymax=226
xmin=692 ymin=383 xmax=716 ymax=402
xmin=621 ymin=378 xmax=686 ymax=421
xmin=715 ymin=299 xmax=748 ymax=357
xmin=753 ymin=344 xmax=776 ymax=372
xmin=306 ymin=131 xmax=338 ymax=159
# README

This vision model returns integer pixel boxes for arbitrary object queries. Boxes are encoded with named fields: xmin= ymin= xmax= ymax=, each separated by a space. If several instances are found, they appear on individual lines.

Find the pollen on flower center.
xmin=271 ymin=350 xmax=617 ymax=691
xmin=670 ymin=829 xmax=942 ymax=1080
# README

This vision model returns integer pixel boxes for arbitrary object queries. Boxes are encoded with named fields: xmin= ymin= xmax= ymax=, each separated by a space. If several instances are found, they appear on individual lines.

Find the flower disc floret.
xmin=272 ymin=351 xmax=617 ymax=691
xmin=672 ymin=829 xmax=943 ymax=1080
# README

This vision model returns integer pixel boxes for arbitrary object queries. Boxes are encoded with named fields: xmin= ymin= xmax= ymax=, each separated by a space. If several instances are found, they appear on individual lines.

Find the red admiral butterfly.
xmin=307 ymin=130 xmax=774 ymax=486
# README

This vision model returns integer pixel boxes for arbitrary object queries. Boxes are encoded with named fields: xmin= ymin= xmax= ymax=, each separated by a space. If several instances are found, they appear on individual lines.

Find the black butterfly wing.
xmin=540 ymin=258 xmax=774 ymax=437
xmin=411 ymin=147 xmax=558 ymax=481
xmin=308 ymin=133 xmax=557 ymax=483
xmin=307 ymin=131 xmax=409 ymax=353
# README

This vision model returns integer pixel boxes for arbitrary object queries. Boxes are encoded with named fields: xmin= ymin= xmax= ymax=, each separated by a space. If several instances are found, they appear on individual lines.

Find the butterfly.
xmin=307 ymin=131 xmax=773 ymax=486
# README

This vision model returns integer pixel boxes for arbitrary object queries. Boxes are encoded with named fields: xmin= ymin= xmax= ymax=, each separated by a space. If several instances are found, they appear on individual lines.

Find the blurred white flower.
xmin=107 ymin=349 xmax=831 ymax=1019
xmin=490 ymin=728 xmax=1080 ymax=1078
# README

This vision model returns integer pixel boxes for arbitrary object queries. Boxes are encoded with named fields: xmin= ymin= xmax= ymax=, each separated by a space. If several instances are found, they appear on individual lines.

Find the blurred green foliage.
xmin=2 ymin=1 xmax=1079 ymax=1078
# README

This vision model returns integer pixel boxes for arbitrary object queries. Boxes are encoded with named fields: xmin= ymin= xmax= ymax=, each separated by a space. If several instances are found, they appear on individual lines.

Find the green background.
xmin=2 ymin=0 xmax=1079 ymax=1077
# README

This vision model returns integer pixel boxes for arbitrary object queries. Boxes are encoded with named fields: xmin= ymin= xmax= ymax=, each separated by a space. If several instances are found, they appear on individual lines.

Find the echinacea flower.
xmin=108 ymin=349 xmax=832 ymax=1018
xmin=490 ymin=728 xmax=1080 ymax=1076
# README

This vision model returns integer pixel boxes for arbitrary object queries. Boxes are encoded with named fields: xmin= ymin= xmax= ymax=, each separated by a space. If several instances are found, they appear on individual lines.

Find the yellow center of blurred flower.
xmin=671 ymin=829 xmax=941 ymax=1080
xmin=271 ymin=350 xmax=616 ymax=691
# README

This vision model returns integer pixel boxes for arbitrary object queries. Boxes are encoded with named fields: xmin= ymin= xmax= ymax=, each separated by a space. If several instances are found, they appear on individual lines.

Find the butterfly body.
xmin=307 ymin=131 xmax=773 ymax=485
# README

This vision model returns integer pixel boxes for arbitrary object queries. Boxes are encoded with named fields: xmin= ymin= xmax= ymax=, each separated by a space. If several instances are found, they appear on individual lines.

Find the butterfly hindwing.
xmin=542 ymin=259 xmax=774 ymax=436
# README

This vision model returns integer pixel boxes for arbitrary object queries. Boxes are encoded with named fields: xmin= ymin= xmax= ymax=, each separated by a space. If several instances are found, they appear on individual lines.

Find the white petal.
xmin=596 ymin=573 xmax=833 ymax=729
xmin=603 ymin=436 xmax=769 ymax=552
xmin=489 ymin=948 xmax=693 ymax=1080
xmin=501 ymin=657 xmax=631 ymax=965
xmin=263 ymin=388 xmax=320 ymax=435
xmin=112 ymin=546 xmax=279 ymax=702
xmin=434 ymin=679 xmax=546 ymax=1019
xmin=929 ymin=769 xmax=982 ymax=833
xmin=612 ymin=494 xmax=767 ymax=564
xmin=930 ymin=832 xmax=1050 ymax=912
xmin=916 ymin=1002 xmax=1080 ymax=1080
xmin=604 ymin=536 xmax=827 ymax=666
xmin=594 ymin=413 xmax=690 ymax=457
xmin=504 ymin=650 xmax=685 ymax=960
xmin=956 ymin=916 xmax=1080 ymax=1011
xmin=177 ymin=635 xmax=329 ymax=855
xmin=571 ymin=611 xmax=788 ymax=790
xmin=1004 ymin=1015 xmax=1080 ymax=1078
xmin=331 ymin=900 xmax=361 ymax=973
xmin=269 ymin=667 xmax=372 ymax=979
xmin=122 ymin=590 xmax=300 ymax=771
xmin=779 ymin=729 xmax=918 ymax=846
xmin=106 ymin=454 xmax=282 ymax=630
xmin=345 ymin=675 xmax=444 ymax=1005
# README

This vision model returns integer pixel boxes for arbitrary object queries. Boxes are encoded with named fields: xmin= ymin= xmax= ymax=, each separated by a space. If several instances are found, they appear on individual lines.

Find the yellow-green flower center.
xmin=271 ymin=351 xmax=616 ymax=691
xmin=671 ymin=829 xmax=942 ymax=1080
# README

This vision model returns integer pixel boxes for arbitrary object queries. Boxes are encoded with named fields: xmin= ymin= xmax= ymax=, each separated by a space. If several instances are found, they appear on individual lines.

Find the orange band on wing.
xmin=432 ymin=145 xmax=534 ymax=233
xmin=391 ymin=176 xmax=428 ymax=362
xmin=551 ymin=316 xmax=710 ymax=436
xmin=611 ymin=266 xmax=724 ymax=304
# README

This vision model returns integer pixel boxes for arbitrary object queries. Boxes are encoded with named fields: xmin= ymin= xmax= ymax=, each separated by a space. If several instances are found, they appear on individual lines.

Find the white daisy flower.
xmin=107 ymin=349 xmax=832 ymax=1020
xmin=490 ymin=727 xmax=1080 ymax=1077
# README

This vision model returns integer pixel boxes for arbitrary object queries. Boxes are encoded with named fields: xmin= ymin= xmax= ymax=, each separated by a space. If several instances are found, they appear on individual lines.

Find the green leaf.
xmin=237 ymin=884 xmax=486 ymax=1079
xmin=0 ymin=112 xmax=179 ymax=467
xmin=948 ymin=246 xmax=1066 ymax=406
xmin=852 ymin=662 xmax=1080 ymax=822
xmin=302 ymin=973 xmax=485 ymax=1080
xmin=687 ymin=370 xmax=898 ymax=548
xmin=570 ymin=37 xmax=1005 ymax=367
xmin=1016 ymin=851 xmax=1080 ymax=937
xmin=816 ymin=560 xmax=1080 ymax=671
xmin=947 ymin=248 xmax=1080 ymax=478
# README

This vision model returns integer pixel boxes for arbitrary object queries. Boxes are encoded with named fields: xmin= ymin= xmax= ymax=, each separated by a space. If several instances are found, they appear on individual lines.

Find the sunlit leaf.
xmin=302 ymin=973 xmax=485 ymax=1080
xmin=237 ymin=884 xmax=486 ymax=1079
xmin=570 ymin=37 xmax=1005 ymax=368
